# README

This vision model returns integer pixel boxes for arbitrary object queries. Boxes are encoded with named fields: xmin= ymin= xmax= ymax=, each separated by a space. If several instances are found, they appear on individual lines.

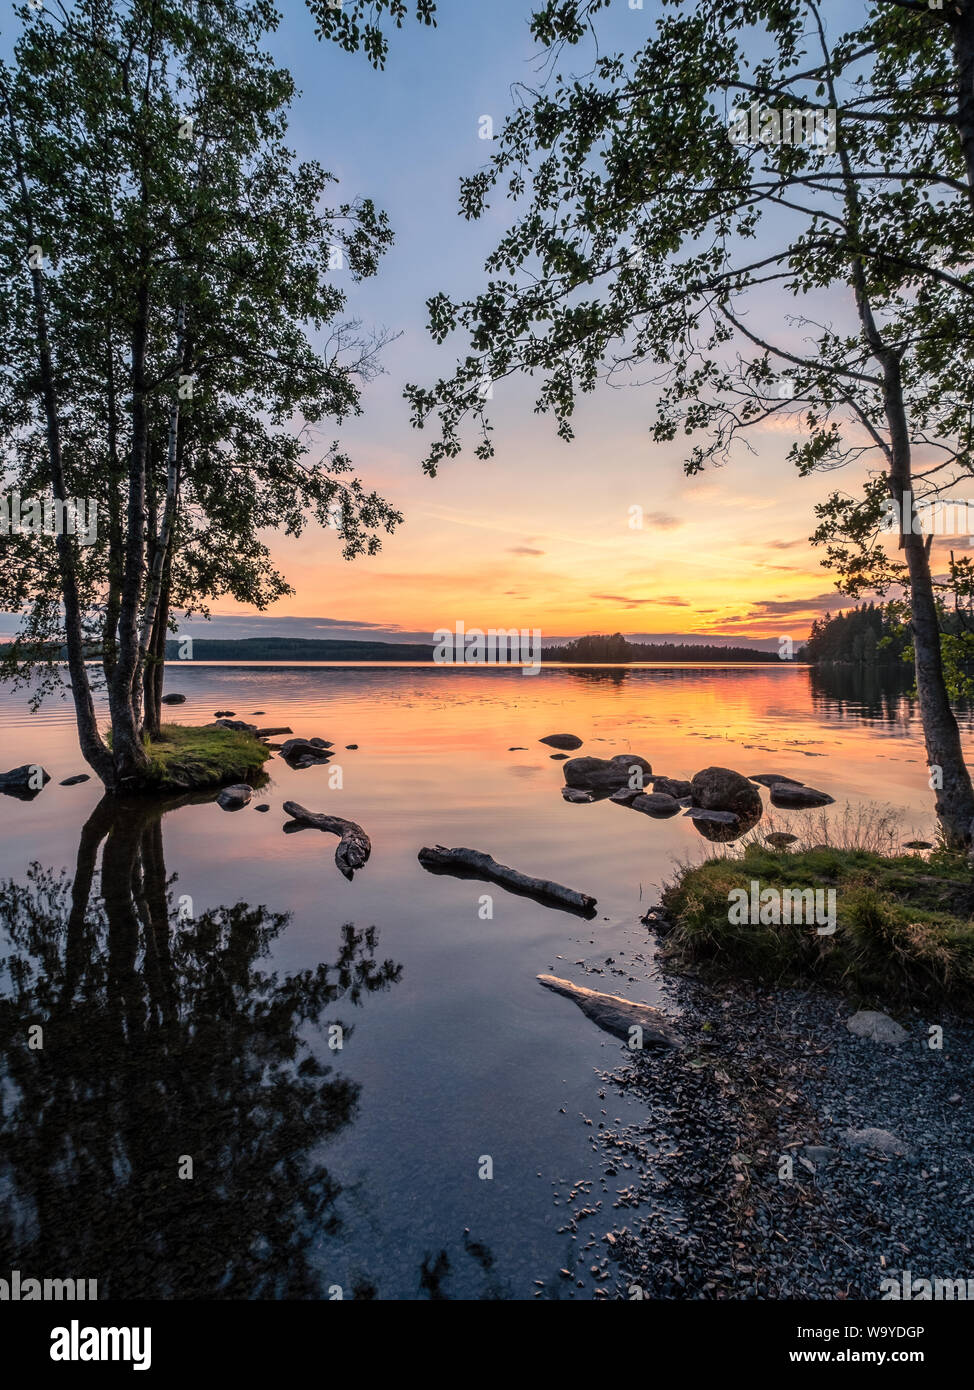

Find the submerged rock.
xmin=748 ymin=773 xmax=803 ymax=788
xmin=214 ymin=710 xmax=236 ymax=717
xmin=254 ymin=803 xmax=270 ymax=813
xmin=540 ymin=733 xmax=583 ymax=750
xmin=651 ymin=776 xmax=692 ymax=800
xmin=609 ymin=786 xmax=645 ymax=805
xmin=631 ymin=792 xmax=681 ymax=819
xmin=563 ymin=754 xmax=652 ymax=792
xmin=562 ymin=787 xmax=595 ymax=804
xmin=684 ymin=806 xmax=740 ymax=825
xmin=769 ymin=782 xmax=834 ymax=808
xmin=537 ymin=975 xmax=680 ymax=1048
xmin=845 ymin=1010 xmax=908 ymax=1046
xmin=217 ymin=783 xmax=253 ymax=811
xmin=903 ymin=839 xmax=933 ymax=851
xmin=60 ymin=774 xmax=91 ymax=787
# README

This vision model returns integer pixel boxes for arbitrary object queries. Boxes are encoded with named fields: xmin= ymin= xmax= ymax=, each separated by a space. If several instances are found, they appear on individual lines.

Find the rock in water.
xmin=540 ymin=733 xmax=583 ymax=750
xmin=765 ymin=832 xmax=799 ymax=848
xmin=161 ymin=693 xmax=186 ymax=704
xmin=537 ymin=975 xmax=680 ymax=1048
xmin=255 ymin=804 xmax=270 ymax=813
xmin=563 ymin=754 xmax=652 ymax=792
xmin=214 ymin=710 xmax=236 ymax=717
xmin=651 ymin=776 xmax=692 ymax=799
xmin=769 ymin=782 xmax=834 ymax=808
xmin=60 ymin=774 xmax=91 ymax=787
xmin=217 ymin=784 xmax=253 ymax=811
xmin=845 ymin=1010 xmax=908 ymax=1046
xmin=630 ymin=792 xmax=681 ymax=818
xmin=0 ymin=765 xmax=51 ymax=799
xmin=609 ymin=786 xmax=645 ymax=805
xmin=562 ymin=787 xmax=595 ymax=803
xmin=690 ymin=766 xmax=763 ymax=820
xmin=748 ymin=773 xmax=804 ymax=788
xmin=208 ymin=718 xmax=258 ymax=735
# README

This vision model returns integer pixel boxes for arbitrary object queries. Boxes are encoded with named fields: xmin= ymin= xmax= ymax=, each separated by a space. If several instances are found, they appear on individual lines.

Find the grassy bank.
xmin=136 ymin=724 xmax=271 ymax=793
xmin=659 ymin=843 xmax=974 ymax=1012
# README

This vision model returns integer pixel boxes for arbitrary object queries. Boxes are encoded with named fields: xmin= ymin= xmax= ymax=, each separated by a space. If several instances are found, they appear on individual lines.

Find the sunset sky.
xmin=221 ymin=0 xmax=877 ymax=650
xmin=0 ymin=0 xmax=926 ymax=648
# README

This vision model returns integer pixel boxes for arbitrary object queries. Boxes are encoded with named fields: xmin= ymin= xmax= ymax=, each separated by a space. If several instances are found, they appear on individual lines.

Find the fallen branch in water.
xmin=417 ymin=844 xmax=597 ymax=917
xmin=283 ymin=801 xmax=371 ymax=879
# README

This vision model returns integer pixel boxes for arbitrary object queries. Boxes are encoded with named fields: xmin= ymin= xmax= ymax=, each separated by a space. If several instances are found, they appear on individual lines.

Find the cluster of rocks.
xmin=556 ymin=752 xmax=834 ymax=842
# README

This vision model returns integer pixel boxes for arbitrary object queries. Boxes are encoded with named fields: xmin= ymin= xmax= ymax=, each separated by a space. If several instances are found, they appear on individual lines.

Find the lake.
xmin=0 ymin=661 xmax=959 ymax=1299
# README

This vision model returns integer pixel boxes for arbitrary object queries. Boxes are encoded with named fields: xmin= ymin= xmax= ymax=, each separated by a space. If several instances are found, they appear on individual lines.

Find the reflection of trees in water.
xmin=807 ymin=662 xmax=927 ymax=727
xmin=0 ymin=795 xmax=401 ymax=1299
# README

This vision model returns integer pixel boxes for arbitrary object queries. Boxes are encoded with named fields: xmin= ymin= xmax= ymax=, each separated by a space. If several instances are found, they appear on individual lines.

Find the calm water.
xmin=0 ymin=662 xmax=959 ymax=1299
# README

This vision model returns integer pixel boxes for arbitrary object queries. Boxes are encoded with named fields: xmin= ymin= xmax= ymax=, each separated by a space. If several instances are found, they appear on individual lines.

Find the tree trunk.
xmin=107 ymin=280 xmax=152 ymax=791
xmin=1 ymin=87 xmax=116 ymax=787
xmin=883 ymin=355 xmax=974 ymax=848
xmin=950 ymin=2 xmax=974 ymax=208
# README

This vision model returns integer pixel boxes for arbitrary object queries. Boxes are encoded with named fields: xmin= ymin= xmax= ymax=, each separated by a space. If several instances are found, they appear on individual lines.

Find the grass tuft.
xmin=660 ymin=842 xmax=974 ymax=1013
xmin=135 ymin=723 xmax=271 ymax=792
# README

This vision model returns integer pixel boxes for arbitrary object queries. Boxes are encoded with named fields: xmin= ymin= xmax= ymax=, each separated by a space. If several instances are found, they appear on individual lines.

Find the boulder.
xmin=161 ymin=693 xmax=186 ymax=705
xmin=651 ymin=776 xmax=692 ymax=800
xmin=0 ymin=764 xmax=51 ymax=792
xmin=217 ymin=783 xmax=253 ymax=811
xmin=537 ymin=975 xmax=680 ymax=1048
xmin=60 ymin=774 xmax=91 ymax=787
xmin=309 ymin=737 xmax=334 ymax=749
xmin=748 ymin=773 xmax=803 ymax=788
xmin=769 ymin=783 xmax=834 ymax=808
xmin=563 ymin=754 xmax=652 ymax=792
xmin=609 ymin=786 xmax=645 ymax=805
xmin=845 ymin=1010 xmax=907 ymax=1046
xmin=208 ymin=718 xmax=258 ymax=735
xmin=690 ymin=766 xmax=763 ymax=820
xmin=540 ymin=733 xmax=583 ymax=750
xmin=280 ymin=738 xmax=332 ymax=767
xmin=630 ymin=792 xmax=681 ymax=819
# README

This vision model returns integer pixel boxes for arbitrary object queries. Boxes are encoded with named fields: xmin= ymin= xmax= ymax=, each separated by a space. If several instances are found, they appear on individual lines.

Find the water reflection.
xmin=0 ymin=795 xmax=402 ymax=1299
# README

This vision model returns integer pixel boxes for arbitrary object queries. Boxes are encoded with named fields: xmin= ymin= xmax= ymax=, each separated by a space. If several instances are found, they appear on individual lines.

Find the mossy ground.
xmin=136 ymin=723 xmax=271 ymax=792
xmin=660 ymin=843 xmax=974 ymax=1012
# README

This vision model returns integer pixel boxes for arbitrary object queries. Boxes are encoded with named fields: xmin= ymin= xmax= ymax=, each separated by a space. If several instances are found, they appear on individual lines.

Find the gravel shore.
xmin=586 ymin=960 xmax=974 ymax=1299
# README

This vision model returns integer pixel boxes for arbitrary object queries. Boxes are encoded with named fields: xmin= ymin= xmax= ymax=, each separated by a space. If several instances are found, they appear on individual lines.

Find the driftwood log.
xmin=537 ymin=975 xmax=681 ymax=1048
xmin=417 ymin=845 xmax=597 ymax=917
xmin=282 ymin=801 xmax=371 ymax=879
